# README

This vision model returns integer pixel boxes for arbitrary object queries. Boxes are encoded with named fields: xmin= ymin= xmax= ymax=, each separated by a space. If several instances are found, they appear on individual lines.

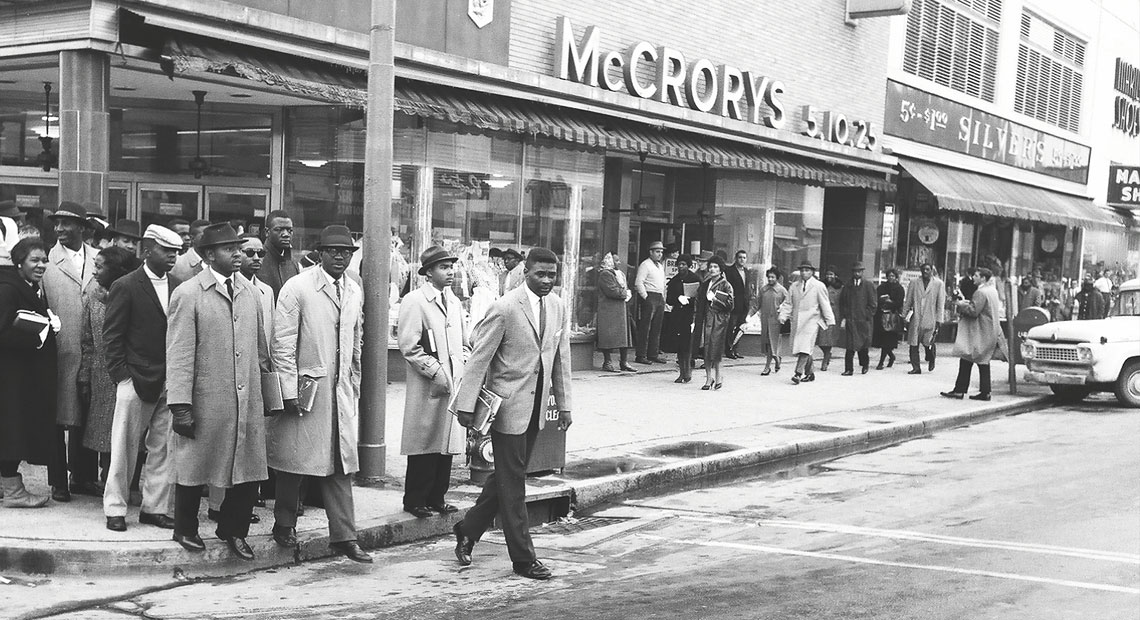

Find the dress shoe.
xmin=940 ymin=391 xmax=965 ymax=399
xmin=404 ymin=505 xmax=434 ymax=518
xmin=222 ymin=536 xmax=255 ymax=560
xmin=139 ymin=512 xmax=176 ymax=529
xmin=701 ymin=382 xmax=712 ymax=390
xmin=51 ymin=486 xmax=71 ymax=503
xmin=106 ymin=516 xmax=127 ymax=532
xmin=173 ymin=532 xmax=206 ymax=552
xmin=803 ymin=374 xmax=816 ymax=382
xmin=619 ymin=363 xmax=637 ymax=372
xmin=876 ymin=361 xmax=885 ymax=370
xmin=513 ymin=560 xmax=553 ymax=580
xmin=887 ymin=355 xmax=895 ymax=368
xmin=272 ymin=524 xmax=297 ymax=547
xmin=453 ymin=522 xmax=475 ymax=566
xmin=841 ymin=370 xmax=854 ymax=376
xmin=634 ymin=357 xmax=651 ymax=365
xmin=682 ymin=377 xmax=692 ymax=383
xmin=674 ymin=376 xmax=685 ymax=383
xmin=969 ymin=393 xmax=992 ymax=401
xmin=928 ymin=360 xmax=936 ymax=372
xmin=908 ymin=369 xmax=922 ymax=375
xmin=600 ymin=362 xmax=619 ymax=373
xmin=430 ymin=503 xmax=459 ymax=514
xmin=760 ymin=368 xmax=771 ymax=376
xmin=791 ymin=373 xmax=802 ymax=385
xmin=861 ymin=366 xmax=869 ymax=374
xmin=331 ymin=540 xmax=373 ymax=563
xmin=725 ymin=352 xmax=740 ymax=360
xmin=69 ymin=480 xmax=103 ymax=497
xmin=649 ymin=357 xmax=668 ymax=364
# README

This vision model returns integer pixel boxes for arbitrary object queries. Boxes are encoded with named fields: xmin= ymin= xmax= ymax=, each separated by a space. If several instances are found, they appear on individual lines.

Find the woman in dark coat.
xmin=79 ymin=247 xmax=138 ymax=462
xmin=873 ymin=268 xmax=906 ymax=369
xmin=692 ymin=256 xmax=734 ymax=390
xmin=665 ymin=254 xmax=701 ymax=383
xmin=595 ymin=252 xmax=636 ymax=373
xmin=0 ymin=238 xmax=58 ymax=508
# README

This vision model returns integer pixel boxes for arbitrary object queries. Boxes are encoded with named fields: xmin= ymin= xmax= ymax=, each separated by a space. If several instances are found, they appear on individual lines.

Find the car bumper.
xmin=1024 ymin=370 xmax=1088 ymax=385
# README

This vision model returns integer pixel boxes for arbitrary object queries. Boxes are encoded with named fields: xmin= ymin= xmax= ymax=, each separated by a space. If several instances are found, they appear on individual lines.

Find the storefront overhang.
xmin=129 ymin=17 xmax=893 ymax=192
xmin=899 ymin=157 xmax=1122 ymax=231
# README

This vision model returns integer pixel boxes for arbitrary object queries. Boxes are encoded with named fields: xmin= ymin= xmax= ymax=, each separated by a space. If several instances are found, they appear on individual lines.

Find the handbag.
xmin=880 ymin=311 xmax=900 ymax=333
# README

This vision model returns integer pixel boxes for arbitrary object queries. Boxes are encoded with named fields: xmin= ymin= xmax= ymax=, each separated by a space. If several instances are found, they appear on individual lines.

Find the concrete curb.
xmin=0 ymin=395 xmax=1051 ymax=578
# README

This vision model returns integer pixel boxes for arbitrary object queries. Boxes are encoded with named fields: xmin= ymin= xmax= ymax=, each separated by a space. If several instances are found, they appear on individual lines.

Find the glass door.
xmin=205 ymin=187 xmax=270 ymax=238
xmin=138 ymin=184 xmax=201 ymax=228
xmin=108 ymin=182 xmax=131 ymax=225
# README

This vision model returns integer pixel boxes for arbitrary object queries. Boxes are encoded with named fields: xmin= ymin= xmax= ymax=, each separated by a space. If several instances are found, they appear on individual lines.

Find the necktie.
xmin=538 ymin=296 xmax=546 ymax=340
xmin=225 ymin=277 xmax=234 ymax=299
xmin=334 ymin=278 xmax=342 ymax=303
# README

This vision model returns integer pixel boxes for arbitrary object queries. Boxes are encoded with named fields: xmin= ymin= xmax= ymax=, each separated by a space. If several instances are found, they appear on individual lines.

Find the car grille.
xmin=1034 ymin=346 xmax=1079 ymax=362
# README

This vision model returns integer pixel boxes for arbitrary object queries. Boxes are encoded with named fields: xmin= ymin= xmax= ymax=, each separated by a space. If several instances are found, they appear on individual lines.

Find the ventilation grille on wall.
xmin=902 ymin=0 xmax=1000 ymax=103
xmin=1014 ymin=11 xmax=1084 ymax=133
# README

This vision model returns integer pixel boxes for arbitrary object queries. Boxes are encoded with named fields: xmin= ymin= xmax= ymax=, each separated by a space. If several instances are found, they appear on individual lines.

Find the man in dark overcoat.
xmin=837 ymin=261 xmax=877 ymax=375
xmin=723 ymin=250 xmax=752 ymax=359
xmin=166 ymin=223 xmax=271 ymax=559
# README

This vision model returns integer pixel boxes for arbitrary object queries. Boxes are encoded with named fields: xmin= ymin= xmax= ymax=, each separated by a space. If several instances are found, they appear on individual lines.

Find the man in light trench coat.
xmin=398 ymin=246 xmax=469 ymax=519
xmin=268 ymin=225 xmax=371 ymax=563
xmin=167 ymin=223 xmax=271 ymax=560
xmin=778 ymin=261 xmax=835 ymax=385
xmin=903 ymin=263 xmax=945 ymax=374
xmin=942 ymin=267 xmax=1001 ymax=400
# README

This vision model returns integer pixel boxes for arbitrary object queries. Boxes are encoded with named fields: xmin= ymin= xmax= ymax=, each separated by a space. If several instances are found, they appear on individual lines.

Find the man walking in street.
xmin=837 ymin=262 xmax=877 ymax=376
xmin=170 ymin=219 xmax=210 ymax=282
xmin=398 ymin=246 xmax=468 ymax=519
xmin=101 ymin=225 xmax=182 ymax=532
xmin=237 ymin=236 xmax=274 ymax=343
xmin=269 ymin=225 xmax=370 ymax=563
xmin=778 ymin=261 xmax=834 ymax=385
xmin=634 ymin=241 xmax=667 ymax=364
xmin=1075 ymin=273 xmax=1106 ymax=320
xmin=452 ymin=247 xmax=573 ymax=580
xmin=724 ymin=250 xmax=752 ymax=359
xmin=166 ymin=223 xmax=270 ymax=559
xmin=942 ymin=267 xmax=1001 ymax=401
xmin=903 ymin=263 xmax=945 ymax=374
xmin=42 ymin=201 xmax=100 ymax=502
xmin=260 ymin=211 xmax=299 ymax=299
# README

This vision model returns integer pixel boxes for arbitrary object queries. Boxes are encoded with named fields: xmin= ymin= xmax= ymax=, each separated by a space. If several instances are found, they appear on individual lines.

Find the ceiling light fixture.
xmin=189 ymin=90 xmax=208 ymax=179
xmin=37 ymin=82 xmax=56 ymax=172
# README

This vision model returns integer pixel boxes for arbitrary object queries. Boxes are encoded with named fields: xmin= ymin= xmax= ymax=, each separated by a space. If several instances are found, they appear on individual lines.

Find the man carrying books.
xmin=397 ymin=246 xmax=468 ymax=519
xmin=268 ymin=225 xmax=370 ymax=563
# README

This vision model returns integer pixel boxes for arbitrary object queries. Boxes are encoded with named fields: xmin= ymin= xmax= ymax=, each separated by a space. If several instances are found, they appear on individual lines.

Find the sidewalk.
xmin=0 ymin=351 xmax=1052 ymax=586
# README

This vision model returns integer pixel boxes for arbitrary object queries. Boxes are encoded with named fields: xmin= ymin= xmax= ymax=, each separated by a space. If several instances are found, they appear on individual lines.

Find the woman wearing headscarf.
xmin=0 ymin=238 xmax=58 ymax=508
xmin=692 ymin=256 xmax=734 ymax=390
xmin=595 ymin=252 xmax=636 ymax=373
xmin=873 ymin=268 xmax=906 ymax=369
xmin=79 ymin=246 xmax=139 ymax=477
xmin=665 ymin=254 xmax=701 ymax=383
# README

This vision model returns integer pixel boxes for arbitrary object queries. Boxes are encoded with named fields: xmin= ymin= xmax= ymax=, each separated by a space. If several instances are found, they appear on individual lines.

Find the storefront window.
xmin=111 ymin=105 xmax=271 ymax=178
xmin=0 ymin=94 xmax=59 ymax=170
xmin=713 ymin=174 xmax=772 ymax=272
xmin=0 ymin=181 xmax=56 ymax=238
xmin=771 ymin=183 xmax=824 ymax=281
xmin=944 ymin=215 xmax=974 ymax=285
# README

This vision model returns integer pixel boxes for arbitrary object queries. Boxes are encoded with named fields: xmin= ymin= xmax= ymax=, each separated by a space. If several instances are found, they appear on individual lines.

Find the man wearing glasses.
xmin=237 ymin=236 xmax=274 ymax=343
xmin=260 ymin=211 xmax=299 ymax=299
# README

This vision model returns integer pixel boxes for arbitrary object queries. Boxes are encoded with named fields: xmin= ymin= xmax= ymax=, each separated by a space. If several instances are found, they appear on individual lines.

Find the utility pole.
xmin=358 ymin=0 xmax=395 ymax=481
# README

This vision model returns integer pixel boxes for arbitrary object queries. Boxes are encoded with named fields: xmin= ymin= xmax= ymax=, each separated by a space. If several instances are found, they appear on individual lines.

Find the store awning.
xmin=900 ymin=157 xmax=1122 ymax=230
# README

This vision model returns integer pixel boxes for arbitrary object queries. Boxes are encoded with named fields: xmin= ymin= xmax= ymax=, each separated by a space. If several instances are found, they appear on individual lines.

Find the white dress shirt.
xmin=60 ymin=243 xmax=87 ymax=278
xmin=523 ymin=284 xmax=544 ymax=337
xmin=144 ymin=264 xmax=169 ymax=315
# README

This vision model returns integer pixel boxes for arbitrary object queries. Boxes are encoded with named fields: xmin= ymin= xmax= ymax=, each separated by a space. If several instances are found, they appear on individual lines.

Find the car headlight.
xmin=1021 ymin=342 xmax=1035 ymax=359
xmin=1076 ymin=344 xmax=1094 ymax=362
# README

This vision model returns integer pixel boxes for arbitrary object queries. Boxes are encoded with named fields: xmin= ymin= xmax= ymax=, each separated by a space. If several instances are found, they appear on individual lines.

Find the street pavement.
xmin=19 ymin=398 xmax=1138 ymax=620
xmin=2 ymin=352 xmax=1059 ymax=616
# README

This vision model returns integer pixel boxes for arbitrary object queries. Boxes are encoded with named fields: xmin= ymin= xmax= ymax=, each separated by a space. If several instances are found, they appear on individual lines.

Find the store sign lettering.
xmin=553 ymin=16 xmax=878 ymax=151
xmin=885 ymin=80 xmax=1090 ymax=184
xmin=1112 ymin=58 xmax=1140 ymax=138
xmin=1107 ymin=165 xmax=1140 ymax=205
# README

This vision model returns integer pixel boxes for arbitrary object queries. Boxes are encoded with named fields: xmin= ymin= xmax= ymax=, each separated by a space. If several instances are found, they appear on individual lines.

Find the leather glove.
xmin=282 ymin=399 xmax=300 ymax=417
xmin=456 ymin=411 xmax=476 ymax=428
xmin=170 ymin=404 xmax=195 ymax=439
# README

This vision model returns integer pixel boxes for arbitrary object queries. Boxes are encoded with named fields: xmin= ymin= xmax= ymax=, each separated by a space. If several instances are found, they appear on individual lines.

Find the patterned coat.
xmin=79 ymin=281 xmax=115 ymax=452
xmin=42 ymin=242 xmax=96 ymax=427
xmin=166 ymin=269 xmax=269 ymax=487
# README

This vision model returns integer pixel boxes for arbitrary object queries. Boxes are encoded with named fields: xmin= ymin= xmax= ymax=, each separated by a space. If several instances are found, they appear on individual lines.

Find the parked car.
xmin=1022 ymin=278 xmax=1140 ymax=407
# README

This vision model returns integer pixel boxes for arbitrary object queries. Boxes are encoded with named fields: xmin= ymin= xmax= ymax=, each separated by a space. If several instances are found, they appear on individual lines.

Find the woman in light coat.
xmin=595 ymin=252 xmax=635 ymax=373
xmin=943 ymin=267 xmax=1001 ymax=400
xmin=397 ymin=247 xmax=468 ymax=516
xmin=779 ymin=262 xmax=835 ymax=384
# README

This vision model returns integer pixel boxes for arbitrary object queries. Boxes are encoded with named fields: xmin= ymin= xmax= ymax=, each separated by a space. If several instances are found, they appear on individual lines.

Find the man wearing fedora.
xmin=101 ymin=225 xmax=183 ymax=532
xmin=500 ymin=248 xmax=525 ymax=296
xmin=778 ymin=261 xmax=835 ymax=385
xmin=42 ymin=201 xmax=100 ymax=501
xmin=398 ymin=246 xmax=468 ymax=520
xmin=108 ymin=220 xmax=143 ymax=256
xmin=634 ymin=240 xmax=668 ymax=364
xmin=268 ymin=225 xmax=370 ymax=563
xmin=837 ymin=261 xmax=877 ymax=376
xmin=166 ymin=223 xmax=271 ymax=559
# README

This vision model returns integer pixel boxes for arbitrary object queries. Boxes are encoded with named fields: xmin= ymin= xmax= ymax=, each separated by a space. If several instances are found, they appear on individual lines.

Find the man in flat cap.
xmin=634 ymin=240 xmax=668 ymax=364
xmin=398 ymin=246 xmax=468 ymax=519
xmin=167 ymin=223 xmax=270 ymax=559
xmin=101 ymin=225 xmax=183 ymax=532
xmin=268 ymin=225 xmax=369 ymax=563
xmin=837 ymin=261 xmax=877 ymax=376
xmin=42 ymin=201 xmax=100 ymax=501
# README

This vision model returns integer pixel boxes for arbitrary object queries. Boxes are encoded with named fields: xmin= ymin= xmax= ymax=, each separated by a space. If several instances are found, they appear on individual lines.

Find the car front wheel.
xmin=1114 ymin=360 xmax=1140 ymax=408
xmin=1049 ymin=385 xmax=1092 ymax=403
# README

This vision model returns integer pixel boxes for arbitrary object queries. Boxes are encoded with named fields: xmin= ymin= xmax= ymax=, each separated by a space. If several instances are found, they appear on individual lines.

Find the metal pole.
xmin=358 ymin=0 xmax=395 ymax=481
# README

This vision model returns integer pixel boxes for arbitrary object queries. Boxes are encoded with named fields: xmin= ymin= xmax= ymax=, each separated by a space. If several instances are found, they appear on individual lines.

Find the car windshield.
xmin=1112 ymin=290 xmax=1140 ymax=317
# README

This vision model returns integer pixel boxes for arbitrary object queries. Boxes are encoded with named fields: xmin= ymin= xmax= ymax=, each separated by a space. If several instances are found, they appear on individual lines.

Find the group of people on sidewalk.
xmin=596 ymin=246 xmax=956 ymax=391
xmin=0 ymin=201 xmax=575 ymax=580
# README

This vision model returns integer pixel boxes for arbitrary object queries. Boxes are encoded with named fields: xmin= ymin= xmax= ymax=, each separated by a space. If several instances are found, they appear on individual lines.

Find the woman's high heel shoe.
xmin=701 ymin=382 xmax=713 ymax=390
xmin=714 ymin=382 xmax=722 ymax=390
xmin=887 ymin=354 xmax=895 ymax=368
xmin=761 ymin=368 xmax=771 ymax=376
